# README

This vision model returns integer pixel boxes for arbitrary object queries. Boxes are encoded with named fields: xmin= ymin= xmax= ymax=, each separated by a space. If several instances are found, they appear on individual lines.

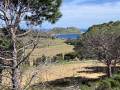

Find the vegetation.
xmin=49 ymin=27 xmax=84 ymax=35
xmin=75 ymin=21 xmax=120 ymax=77
xmin=33 ymin=55 xmax=47 ymax=66
xmin=0 ymin=0 xmax=62 ymax=89
xmin=33 ymin=52 xmax=77 ymax=66
xmin=65 ymin=38 xmax=76 ymax=45
xmin=64 ymin=52 xmax=77 ymax=61
xmin=28 ymin=20 xmax=120 ymax=90
xmin=78 ymin=75 xmax=120 ymax=90
xmin=0 ymin=0 xmax=120 ymax=89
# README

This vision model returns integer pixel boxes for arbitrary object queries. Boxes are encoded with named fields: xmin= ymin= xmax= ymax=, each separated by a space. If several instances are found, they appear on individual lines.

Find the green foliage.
xmin=80 ymin=85 xmax=91 ymax=90
xmin=75 ymin=21 xmax=120 ymax=60
xmin=24 ymin=0 xmax=62 ymax=24
xmin=65 ymin=38 xmax=76 ymax=45
xmin=78 ymin=75 xmax=120 ymax=90
xmin=88 ymin=81 xmax=99 ymax=87
xmin=0 ymin=28 xmax=10 ymax=51
xmin=108 ymin=79 xmax=120 ymax=87
xmin=113 ymin=87 xmax=120 ymax=90
xmin=113 ymin=75 xmax=120 ymax=82
xmin=97 ymin=76 xmax=120 ymax=90
xmin=97 ymin=79 xmax=111 ymax=90
xmin=74 ymin=39 xmax=87 ymax=60
xmin=34 ymin=55 xmax=46 ymax=66
xmin=64 ymin=52 xmax=77 ymax=61
xmin=53 ymin=53 xmax=64 ymax=63
xmin=3 ymin=0 xmax=62 ymax=24
xmin=49 ymin=27 xmax=83 ymax=35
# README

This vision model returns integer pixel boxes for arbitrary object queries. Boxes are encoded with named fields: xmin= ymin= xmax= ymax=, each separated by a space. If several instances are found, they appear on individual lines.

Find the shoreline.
xmin=52 ymin=33 xmax=83 ymax=36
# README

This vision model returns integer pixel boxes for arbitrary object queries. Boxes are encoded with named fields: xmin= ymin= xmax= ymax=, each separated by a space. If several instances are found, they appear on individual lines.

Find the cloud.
xmin=64 ymin=0 xmax=94 ymax=5
xmin=50 ymin=0 xmax=120 ymax=29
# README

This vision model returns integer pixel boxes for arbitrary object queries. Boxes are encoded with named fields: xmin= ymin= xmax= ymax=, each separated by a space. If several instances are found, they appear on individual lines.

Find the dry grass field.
xmin=21 ymin=60 xmax=106 ymax=87
xmin=2 ymin=60 xmax=107 ymax=88
xmin=2 ymin=39 xmax=107 ymax=89
xmin=27 ymin=43 xmax=74 ymax=58
xmin=26 ymin=39 xmax=74 ymax=66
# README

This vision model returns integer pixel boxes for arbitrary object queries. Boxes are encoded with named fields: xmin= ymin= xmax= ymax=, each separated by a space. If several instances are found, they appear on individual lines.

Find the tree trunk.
xmin=0 ymin=68 xmax=2 ymax=84
xmin=113 ymin=59 xmax=117 ymax=75
xmin=10 ymin=29 xmax=20 ymax=90
xmin=12 ymin=68 xmax=19 ymax=90
xmin=107 ymin=64 xmax=112 ymax=78
xmin=0 ymin=60 xmax=2 ymax=84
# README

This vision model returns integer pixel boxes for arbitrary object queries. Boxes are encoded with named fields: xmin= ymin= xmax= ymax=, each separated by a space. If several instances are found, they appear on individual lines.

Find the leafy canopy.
xmin=0 ymin=0 xmax=62 ymax=27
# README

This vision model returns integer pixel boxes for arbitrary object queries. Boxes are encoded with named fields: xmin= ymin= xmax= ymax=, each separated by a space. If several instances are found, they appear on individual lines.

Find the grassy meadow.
xmin=25 ymin=39 xmax=74 ymax=65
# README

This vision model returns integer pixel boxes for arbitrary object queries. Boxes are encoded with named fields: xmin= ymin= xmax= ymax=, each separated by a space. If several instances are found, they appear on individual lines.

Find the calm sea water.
xmin=53 ymin=29 xmax=87 ymax=39
xmin=54 ymin=34 xmax=82 ymax=39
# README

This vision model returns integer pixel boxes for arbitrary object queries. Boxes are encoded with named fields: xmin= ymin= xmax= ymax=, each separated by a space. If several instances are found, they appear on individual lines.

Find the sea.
xmin=54 ymin=34 xmax=82 ymax=39
xmin=30 ymin=28 xmax=87 ymax=39
xmin=54 ymin=29 xmax=87 ymax=39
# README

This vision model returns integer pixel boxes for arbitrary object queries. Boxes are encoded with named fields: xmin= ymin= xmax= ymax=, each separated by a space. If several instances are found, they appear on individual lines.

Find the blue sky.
xmin=46 ymin=0 xmax=120 ymax=29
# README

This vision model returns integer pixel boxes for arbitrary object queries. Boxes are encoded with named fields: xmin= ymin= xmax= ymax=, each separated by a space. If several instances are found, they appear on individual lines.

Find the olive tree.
xmin=0 ymin=0 xmax=62 ymax=89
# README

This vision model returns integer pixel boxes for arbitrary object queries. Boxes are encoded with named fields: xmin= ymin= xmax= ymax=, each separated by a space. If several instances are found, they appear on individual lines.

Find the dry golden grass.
xmin=26 ymin=39 xmax=74 ymax=66
xmin=2 ymin=60 xmax=107 ymax=88
xmin=1 ymin=39 xmax=106 ymax=88
xmin=26 ymin=43 xmax=74 ymax=60
xmin=38 ymin=60 xmax=106 ymax=82
xmin=21 ymin=60 xmax=106 ymax=87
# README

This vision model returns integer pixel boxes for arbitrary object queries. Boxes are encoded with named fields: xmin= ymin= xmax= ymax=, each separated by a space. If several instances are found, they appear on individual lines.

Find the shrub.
xmin=65 ymin=38 xmax=76 ymax=45
xmin=88 ymin=81 xmax=99 ymax=87
xmin=97 ymin=79 xmax=111 ymax=90
xmin=51 ymin=36 xmax=56 ymax=39
xmin=80 ymin=85 xmax=91 ymax=90
xmin=108 ymin=79 xmax=120 ymax=87
xmin=64 ymin=52 xmax=77 ymax=61
xmin=97 ymin=76 xmax=120 ymax=90
xmin=113 ymin=87 xmax=119 ymax=90
xmin=113 ymin=75 xmax=120 ymax=82
xmin=34 ymin=55 xmax=46 ymax=66
xmin=53 ymin=53 xmax=64 ymax=63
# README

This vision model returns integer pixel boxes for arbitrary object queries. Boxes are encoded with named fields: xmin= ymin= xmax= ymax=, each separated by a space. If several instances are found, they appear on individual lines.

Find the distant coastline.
xmin=49 ymin=27 xmax=84 ymax=35
xmin=51 ymin=33 xmax=83 ymax=36
xmin=53 ymin=34 xmax=82 ymax=39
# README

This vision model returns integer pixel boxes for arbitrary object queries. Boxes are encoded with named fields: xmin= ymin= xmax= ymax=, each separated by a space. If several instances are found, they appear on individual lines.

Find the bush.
xmin=80 ymin=85 xmax=91 ymax=90
xmin=53 ymin=53 xmax=64 ymax=63
xmin=97 ymin=76 xmax=120 ymax=90
xmin=108 ymin=79 xmax=120 ymax=87
xmin=65 ymin=38 xmax=76 ymax=45
xmin=64 ymin=52 xmax=77 ymax=61
xmin=113 ymin=87 xmax=119 ymax=90
xmin=34 ymin=55 xmax=46 ymax=66
xmin=88 ymin=81 xmax=99 ymax=87
xmin=113 ymin=75 xmax=120 ymax=82
xmin=97 ymin=79 xmax=111 ymax=90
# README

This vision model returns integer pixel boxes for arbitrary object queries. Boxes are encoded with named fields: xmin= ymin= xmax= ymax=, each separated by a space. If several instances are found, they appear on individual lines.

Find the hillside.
xmin=49 ymin=27 xmax=84 ymax=35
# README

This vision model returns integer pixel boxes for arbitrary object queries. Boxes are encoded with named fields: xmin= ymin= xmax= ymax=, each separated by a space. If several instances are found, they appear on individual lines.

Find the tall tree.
xmin=75 ymin=21 xmax=120 ymax=77
xmin=0 ymin=0 xmax=62 ymax=89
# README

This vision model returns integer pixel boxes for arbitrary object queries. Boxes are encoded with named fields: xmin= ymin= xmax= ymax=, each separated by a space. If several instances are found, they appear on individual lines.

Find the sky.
xmin=46 ymin=0 xmax=120 ymax=29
